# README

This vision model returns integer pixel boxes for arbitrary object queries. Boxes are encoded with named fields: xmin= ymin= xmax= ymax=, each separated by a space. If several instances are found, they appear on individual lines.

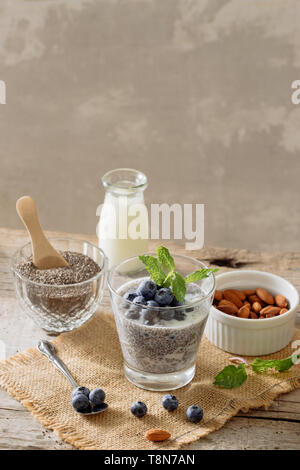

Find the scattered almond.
xmin=274 ymin=294 xmax=288 ymax=308
xmin=145 ymin=429 xmax=171 ymax=442
xmin=256 ymin=288 xmax=274 ymax=305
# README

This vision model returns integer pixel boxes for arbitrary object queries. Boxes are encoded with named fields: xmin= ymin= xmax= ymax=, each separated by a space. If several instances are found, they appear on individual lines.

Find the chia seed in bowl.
xmin=11 ymin=239 xmax=107 ymax=334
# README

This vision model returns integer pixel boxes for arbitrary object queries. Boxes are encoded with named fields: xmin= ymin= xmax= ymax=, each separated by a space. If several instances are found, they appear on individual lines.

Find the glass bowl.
xmin=108 ymin=253 xmax=216 ymax=391
xmin=11 ymin=238 xmax=107 ymax=334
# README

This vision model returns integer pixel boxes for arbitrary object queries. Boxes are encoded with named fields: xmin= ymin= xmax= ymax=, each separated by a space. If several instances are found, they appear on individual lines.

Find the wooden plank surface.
xmin=0 ymin=228 xmax=299 ymax=450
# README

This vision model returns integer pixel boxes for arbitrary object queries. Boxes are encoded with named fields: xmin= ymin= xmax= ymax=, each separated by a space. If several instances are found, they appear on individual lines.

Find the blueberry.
xmin=72 ymin=386 xmax=90 ymax=398
xmin=185 ymin=306 xmax=194 ymax=313
xmin=154 ymin=288 xmax=174 ymax=306
xmin=72 ymin=393 xmax=90 ymax=412
xmin=146 ymin=300 xmax=159 ymax=308
xmin=174 ymin=310 xmax=186 ymax=321
xmin=125 ymin=307 xmax=141 ymax=320
xmin=133 ymin=296 xmax=147 ymax=306
xmin=162 ymin=394 xmax=178 ymax=411
xmin=77 ymin=403 xmax=92 ymax=414
xmin=137 ymin=280 xmax=158 ymax=300
xmin=130 ymin=401 xmax=147 ymax=418
xmin=124 ymin=290 xmax=138 ymax=302
xmin=171 ymin=298 xmax=183 ymax=307
xmin=141 ymin=309 xmax=156 ymax=322
xmin=186 ymin=405 xmax=203 ymax=423
xmin=89 ymin=388 xmax=106 ymax=406
xmin=159 ymin=309 xmax=175 ymax=321
xmin=145 ymin=300 xmax=159 ymax=316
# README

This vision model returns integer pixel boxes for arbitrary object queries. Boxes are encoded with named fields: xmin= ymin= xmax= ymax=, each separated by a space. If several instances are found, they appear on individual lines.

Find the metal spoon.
xmin=37 ymin=340 xmax=108 ymax=415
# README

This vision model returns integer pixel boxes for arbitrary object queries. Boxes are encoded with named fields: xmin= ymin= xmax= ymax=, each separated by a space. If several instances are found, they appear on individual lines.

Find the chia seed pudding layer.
xmin=15 ymin=251 xmax=101 ymax=317
xmin=113 ymin=278 xmax=212 ymax=374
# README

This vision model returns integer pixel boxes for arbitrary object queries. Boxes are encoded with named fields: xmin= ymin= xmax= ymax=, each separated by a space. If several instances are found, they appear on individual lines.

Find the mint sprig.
xmin=139 ymin=254 xmax=166 ymax=286
xmin=214 ymin=354 xmax=299 ymax=389
xmin=213 ymin=364 xmax=247 ymax=389
xmin=157 ymin=245 xmax=175 ymax=271
xmin=250 ymin=354 xmax=299 ymax=373
xmin=185 ymin=268 xmax=218 ymax=284
xmin=139 ymin=246 xmax=217 ymax=303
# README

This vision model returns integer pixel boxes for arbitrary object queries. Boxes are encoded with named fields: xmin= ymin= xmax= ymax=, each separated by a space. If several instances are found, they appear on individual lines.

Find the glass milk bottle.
xmin=97 ymin=169 xmax=149 ymax=268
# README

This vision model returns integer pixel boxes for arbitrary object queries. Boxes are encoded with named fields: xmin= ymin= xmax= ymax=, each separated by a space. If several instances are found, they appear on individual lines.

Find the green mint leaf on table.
xmin=185 ymin=268 xmax=218 ymax=284
xmin=213 ymin=364 xmax=247 ymax=389
xmin=138 ymin=255 xmax=166 ymax=286
xmin=156 ymin=246 xmax=175 ymax=271
xmin=250 ymin=354 xmax=299 ymax=373
xmin=170 ymin=272 xmax=186 ymax=303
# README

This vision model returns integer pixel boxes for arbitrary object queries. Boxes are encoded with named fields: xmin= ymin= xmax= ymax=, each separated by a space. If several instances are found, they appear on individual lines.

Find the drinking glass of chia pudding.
xmin=108 ymin=253 xmax=216 ymax=391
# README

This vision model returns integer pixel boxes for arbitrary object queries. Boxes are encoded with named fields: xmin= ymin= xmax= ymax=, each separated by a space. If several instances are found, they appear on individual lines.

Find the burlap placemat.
xmin=0 ymin=310 xmax=300 ymax=450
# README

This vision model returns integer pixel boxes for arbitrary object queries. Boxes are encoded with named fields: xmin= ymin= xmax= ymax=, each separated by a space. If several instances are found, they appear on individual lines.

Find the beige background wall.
xmin=0 ymin=0 xmax=299 ymax=251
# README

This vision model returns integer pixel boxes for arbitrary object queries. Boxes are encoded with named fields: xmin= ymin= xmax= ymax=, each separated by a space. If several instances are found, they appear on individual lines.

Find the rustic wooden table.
xmin=0 ymin=228 xmax=299 ymax=450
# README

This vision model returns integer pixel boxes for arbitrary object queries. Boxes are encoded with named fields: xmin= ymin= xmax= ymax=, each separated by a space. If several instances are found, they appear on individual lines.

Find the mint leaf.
xmin=139 ymin=255 xmax=166 ymax=286
xmin=185 ymin=268 xmax=218 ymax=284
xmin=162 ymin=271 xmax=173 ymax=288
xmin=140 ymin=246 xmax=218 ymax=302
xmin=156 ymin=246 xmax=175 ymax=271
xmin=214 ymin=364 xmax=247 ymax=389
xmin=170 ymin=271 xmax=186 ymax=303
xmin=250 ymin=354 xmax=299 ymax=373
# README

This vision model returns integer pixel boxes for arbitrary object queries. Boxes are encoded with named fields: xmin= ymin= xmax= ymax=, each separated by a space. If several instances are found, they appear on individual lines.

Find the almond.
xmin=248 ymin=295 xmax=263 ymax=305
xmin=280 ymin=308 xmax=288 ymax=315
xmin=218 ymin=305 xmax=237 ymax=315
xmin=231 ymin=289 xmax=246 ymax=301
xmin=243 ymin=301 xmax=251 ymax=307
xmin=266 ymin=312 xmax=276 ymax=318
xmin=238 ymin=304 xmax=250 ymax=318
xmin=214 ymin=290 xmax=223 ymax=302
xmin=252 ymin=301 xmax=262 ymax=313
xmin=260 ymin=306 xmax=280 ymax=316
xmin=145 ymin=429 xmax=171 ymax=442
xmin=218 ymin=299 xmax=238 ymax=314
xmin=274 ymin=294 xmax=288 ymax=309
xmin=256 ymin=288 xmax=274 ymax=305
xmin=243 ymin=289 xmax=256 ymax=296
xmin=250 ymin=311 xmax=258 ymax=319
xmin=223 ymin=290 xmax=243 ymax=308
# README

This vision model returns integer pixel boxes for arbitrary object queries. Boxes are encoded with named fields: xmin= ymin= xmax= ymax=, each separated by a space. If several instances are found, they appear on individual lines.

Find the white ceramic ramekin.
xmin=205 ymin=270 xmax=299 ymax=356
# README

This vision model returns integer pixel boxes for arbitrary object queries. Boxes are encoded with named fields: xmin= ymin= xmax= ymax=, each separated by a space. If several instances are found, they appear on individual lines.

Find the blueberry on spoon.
xmin=37 ymin=340 xmax=108 ymax=416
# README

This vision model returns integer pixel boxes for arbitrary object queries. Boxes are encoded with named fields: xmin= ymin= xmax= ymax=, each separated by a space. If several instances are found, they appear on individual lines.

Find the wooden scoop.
xmin=16 ymin=196 xmax=69 ymax=270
